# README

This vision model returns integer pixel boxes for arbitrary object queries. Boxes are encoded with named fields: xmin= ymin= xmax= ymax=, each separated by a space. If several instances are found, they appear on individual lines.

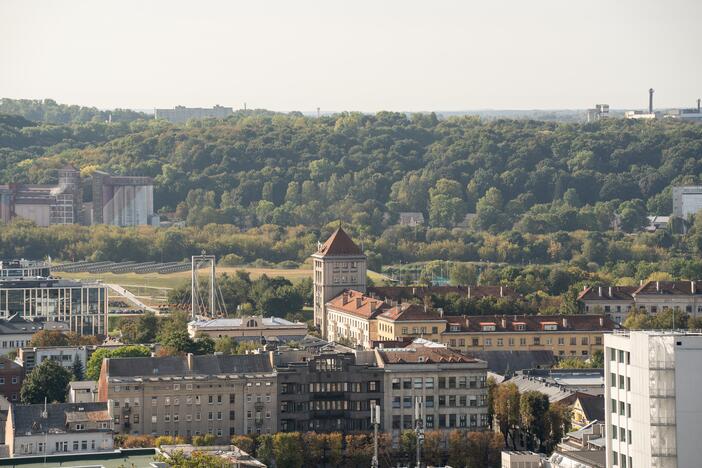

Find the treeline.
xmin=2 ymin=108 xmax=702 ymax=234
xmin=4 ymin=217 xmax=702 ymax=274
xmin=120 ymin=430 xmax=504 ymax=468
xmin=0 ymin=98 xmax=147 ymax=125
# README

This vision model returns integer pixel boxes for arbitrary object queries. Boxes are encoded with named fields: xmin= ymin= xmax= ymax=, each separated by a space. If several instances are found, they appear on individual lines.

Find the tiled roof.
xmin=315 ymin=227 xmax=363 ymax=257
xmin=443 ymin=314 xmax=619 ymax=333
xmin=11 ymin=402 xmax=109 ymax=435
xmin=378 ymin=303 xmax=445 ymax=322
xmin=105 ymin=354 xmax=273 ymax=378
xmin=368 ymin=285 xmax=518 ymax=302
xmin=577 ymin=286 xmax=636 ymax=301
xmin=377 ymin=342 xmax=481 ymax=365
xmin=633 ymin=280 xmax=702 ymax=296
xmin=326 ymin=289 xmax=389 ymax=319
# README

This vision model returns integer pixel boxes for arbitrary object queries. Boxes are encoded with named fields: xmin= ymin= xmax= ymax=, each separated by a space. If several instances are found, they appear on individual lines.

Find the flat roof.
xmin=0 ymin=449 xmax=157 ymax=467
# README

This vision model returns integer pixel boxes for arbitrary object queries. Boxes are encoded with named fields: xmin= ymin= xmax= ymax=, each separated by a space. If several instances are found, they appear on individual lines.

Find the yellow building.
xmin=440 ymin=315 xmax=620 ymax=358
xmin=375 ymin=304 xmax=447 ymax=343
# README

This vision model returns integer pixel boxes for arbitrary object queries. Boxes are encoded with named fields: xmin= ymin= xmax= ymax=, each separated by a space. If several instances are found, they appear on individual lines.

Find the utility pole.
xmin=414 ymin=396 xmax=424 ymax=468
xmin=370 ymin=401 xmax=380 ymax=468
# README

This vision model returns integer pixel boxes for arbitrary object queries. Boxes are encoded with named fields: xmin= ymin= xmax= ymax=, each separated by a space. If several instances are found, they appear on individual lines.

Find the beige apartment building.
xmin=325 ymin=289 xmax=387 ymax=347
xmin=579 ymin=281 xmax=702 ymax=324
xmin=97 ymin=353 xmax=277 ymax=440
xmin=375 ymin=340 xmax=488 ymax=436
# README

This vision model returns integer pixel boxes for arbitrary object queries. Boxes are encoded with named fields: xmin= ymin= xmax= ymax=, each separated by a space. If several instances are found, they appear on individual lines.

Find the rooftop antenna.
xmin=649 ymin=88 xmax=654 ymax=114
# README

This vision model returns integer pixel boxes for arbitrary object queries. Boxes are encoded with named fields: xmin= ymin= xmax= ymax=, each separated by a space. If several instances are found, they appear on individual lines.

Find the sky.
xmin=1 ymin=0 xmax=700 ymax=112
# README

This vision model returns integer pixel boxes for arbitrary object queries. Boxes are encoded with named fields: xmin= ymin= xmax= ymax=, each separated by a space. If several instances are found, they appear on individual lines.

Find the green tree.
xmin=450 ymin=263 xmax=479 ymax=286
xmin=85 ymin=345 xmax=151 ymax=380
xmin=519 ymin=391 xmax=550 ymax=451
xmin=20 ymin=359 xmax=72 ymax=403
xmin=71 ymin=357 xmax=85 ymax=381
xmin=272 ymin=432 xmax=303 ymax=468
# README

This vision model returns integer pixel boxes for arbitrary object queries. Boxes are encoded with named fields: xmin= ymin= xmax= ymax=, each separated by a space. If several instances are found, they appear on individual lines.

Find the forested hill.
xmin=1 ymin=109 xmax=702 ymax=235
xmin=0 ymin=98 xmax=147 ymax=124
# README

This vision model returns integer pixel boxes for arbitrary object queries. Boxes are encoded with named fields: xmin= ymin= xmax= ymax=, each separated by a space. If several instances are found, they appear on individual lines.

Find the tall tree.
xmin=20 ymin=359 xmax=72 ymax=404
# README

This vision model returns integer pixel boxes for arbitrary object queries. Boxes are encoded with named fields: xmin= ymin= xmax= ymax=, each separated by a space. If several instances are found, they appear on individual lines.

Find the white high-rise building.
xmin=604 ymin=331 xmax=702 ymax=468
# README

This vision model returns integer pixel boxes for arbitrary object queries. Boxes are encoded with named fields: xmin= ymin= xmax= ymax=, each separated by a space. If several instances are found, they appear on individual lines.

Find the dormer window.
xmin=480 ymin=322 xmax=496 ymax=332
xmin=449 ymin=324 xmax=460 ymax=332
xmin=513 ymin=322 xmax=526 ymax=331
xmin=542 ymin=322 xmax=558 ymax=331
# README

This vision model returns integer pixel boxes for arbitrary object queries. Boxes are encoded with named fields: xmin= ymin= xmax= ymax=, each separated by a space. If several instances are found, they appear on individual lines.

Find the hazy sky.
xmin=2 ymin=0 xmax=700 ymax=112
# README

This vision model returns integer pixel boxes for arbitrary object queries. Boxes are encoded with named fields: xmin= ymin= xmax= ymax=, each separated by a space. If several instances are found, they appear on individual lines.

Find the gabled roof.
xmin=11 ymin=402 xmax=109 ymax=436
xmin=326 ymin=289 xmax=389 ymax=319
xmin=575 ymin=392 xmax=605 ymax=422
xmin=633 ymin=280 xmax=702 ymax=296
xmin=378 ymin=303 xmax=445 ymax=322
xmin=314 ymin=227 xmax=363 ymax=257
xmin=442 ymin=314 xmax=620 ymax=333
xmin=377 ymin=342 xmax=481 ymax=365
xmin=105 ymin=354 xmax=273 ymax=378
xmin=577 ymin=285 xmax=636 ymax=301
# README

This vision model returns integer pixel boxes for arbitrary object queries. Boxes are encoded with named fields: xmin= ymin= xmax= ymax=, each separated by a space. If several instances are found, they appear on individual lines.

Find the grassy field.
xmin=60 ymin=266 xmax=388 ymax=307
xmin=60 ymin=267 xmax=313 ymax=290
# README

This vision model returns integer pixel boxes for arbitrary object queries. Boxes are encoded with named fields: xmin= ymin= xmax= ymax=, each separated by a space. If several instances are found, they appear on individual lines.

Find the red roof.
xmin=315 ymin=227 xmax=363 ymax=257
xmin=378 ymin=303 xmax=445 ymax=322
xmin=326 ymin=289 xmax=388 ymax=319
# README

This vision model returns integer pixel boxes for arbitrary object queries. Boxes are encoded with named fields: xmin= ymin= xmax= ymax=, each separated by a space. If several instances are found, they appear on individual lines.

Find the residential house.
xmin=5 ymin=402 xmax=113 ymax=457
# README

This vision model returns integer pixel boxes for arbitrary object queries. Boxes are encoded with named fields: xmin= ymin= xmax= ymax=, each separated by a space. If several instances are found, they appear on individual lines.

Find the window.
xmin=618 ymin=350 xmax=624 ymax=363
xmin=403 ymin=379 xmax=412 ymax=389
xmin=610 ymin=348 xmax=616 ymax=361
xmin=612 ymin=451 xmax=618 ymax=466
xmin=425 ymin=396 xmax=434 ymax=408
xmin=392 ymin=378 xmax=400 ymax=390
xmin=627 ymin=403 xmax=631 ymax=417
xmin=612 ymin=424 xmax=617 ymax=439
xmin=520 ymin=337 xmax=526 ymax=346
xmin=619 ymin=375 xmax=625 ymax=390
xmin=485 ymin=338 xmax=492 ymax=346
xmin=425 ymin=378 xmax=434 ymax=389
xmin=628 ymin=430 xmax=632 ymax=444
xmin=403 ymin=397 xmax=412 ymax=408
xmin=497 ymin=338 xmax=503 ymax=347
xmin=611 ymin=399 xmax=616 ymax=413
xmin=151 ymin=416 xmax=157 ymax=423
xmin=611 ymin=373 xmax=617 ymax=386
xmin=620 ymin=427 xmax=626 ymax=442
xmin=570 ymin=337 xmax=576 ymax=346
xmin=392 ymin=397 xmax=400 ymax=409
xmin=581 ymin=337 xmax=588 ymax=345
xmin=627 ymin=377 xmax=631 ymax=391
xmin=533 ymin=337 xmax=540 ymax=345
xmin=619 ymin=401 xmax=625 ymax=416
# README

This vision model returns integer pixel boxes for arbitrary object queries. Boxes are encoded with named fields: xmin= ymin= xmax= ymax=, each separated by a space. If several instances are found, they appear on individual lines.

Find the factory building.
xmin=91 ymin=171 xmax=157 ymax=226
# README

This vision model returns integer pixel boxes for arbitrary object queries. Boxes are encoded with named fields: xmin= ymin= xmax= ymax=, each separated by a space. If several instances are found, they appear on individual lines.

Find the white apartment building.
xmin=605 ymin=331 xmax=702 ymax=468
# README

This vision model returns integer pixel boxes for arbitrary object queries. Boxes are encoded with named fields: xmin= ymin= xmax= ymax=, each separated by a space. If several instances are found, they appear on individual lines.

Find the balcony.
xmin=650 ymin=416 xmax=676 ymax=426
xmin=649 ymin=387 xmax=675 ymax=398
xmin=649 ymin=361 xmax=675 ymax=370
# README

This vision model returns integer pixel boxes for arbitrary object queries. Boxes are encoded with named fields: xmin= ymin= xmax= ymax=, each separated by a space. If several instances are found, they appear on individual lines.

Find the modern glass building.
xmin=0 ymin=278 xmax=108 ymax=336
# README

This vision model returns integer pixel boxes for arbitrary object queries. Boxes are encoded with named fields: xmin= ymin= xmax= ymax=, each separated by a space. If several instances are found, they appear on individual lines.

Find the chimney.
xmin=692 ymin=281 xmax=696 ymax=295
xmin=583 ymin=285 xmax=587 ymax=292
xmin=656 ymin=281 xmax=660 ymax=292
xmin=501 ymin=317 xmax=507 ymax=329
xmin=608 ymin=286 xmax=612 ymax=297
xmin=599 ymin=317 xmax=604 ymax=327
xmin=438 ymin=307 xmax=444 ymax=318
xmin=468 ymin=286 xmax=471 ymax=299
xmin=649 ymin=88 xmax=654 ymax=114
xmin=640 ymin=279 xmax=643 ymax=286
xmin=598 ymin=286 xmax=602 ymax=297
xmin=370 ymin=301 xmax=376 ymax=313
xmin=356 ymin=297 xmax=362 ymax=308
xmin=562 ymin=317 xmax=568 ymax=328
xmin=186 ymin=353 xmax=194 ymax=371
xmin=412 ymin=287 xmax=416 ymax=295
xmin=500 ymin=286 xmax=504 ymax=298
xmin=342 ymin=292 xmax=349 ymax=305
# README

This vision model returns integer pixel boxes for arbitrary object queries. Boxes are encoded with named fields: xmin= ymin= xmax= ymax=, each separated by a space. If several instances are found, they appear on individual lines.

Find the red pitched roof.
xmin=378 ymin=303 xmax=445 ymax=322
xmin=315 ymin=227 xmax=363 ymax=257
xmin=326 ymin=289 xmax=389 ymax=319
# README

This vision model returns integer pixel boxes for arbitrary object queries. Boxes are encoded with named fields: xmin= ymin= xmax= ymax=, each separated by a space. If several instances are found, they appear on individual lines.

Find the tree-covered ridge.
xmin=0 ymin=98 xmax=147 ymax=124
xmin=3 ymin=110 xmax=700 ymax=234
